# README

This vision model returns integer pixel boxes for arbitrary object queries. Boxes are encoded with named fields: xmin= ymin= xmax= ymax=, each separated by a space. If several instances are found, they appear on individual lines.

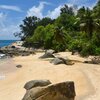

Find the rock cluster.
xmin=84 ymin=56 xmax=100 ymax=64
xmin=0 ymin=46 xmax=35 ymax=57
xmin=22 ymin=80 xmax=76 ymax=100
xmin=39 ymin=50 xmax=74 ymax=65
xmin=91 ymin=56 xmax=100 ymax=64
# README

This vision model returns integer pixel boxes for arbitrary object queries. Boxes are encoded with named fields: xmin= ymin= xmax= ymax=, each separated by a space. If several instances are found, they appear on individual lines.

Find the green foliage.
xmin=23 ymin=37 xmax=34 ymax=47
xmin=60 ymin=4 xmax=74 ymax=15
xmin=68 ymin=39 xmax=83 ymax=52
xmin=76 ymin=8 xmax=96 ymax=39
xmin=32 ymin=26 xmax=45 ymax=42
xmin=77 ymin=6 xmax=85 ymax=18
xmin=19 ymin=16 xmax=40 ymax=40
xmin=93 ymin=0 xmax=100 ymax=18
xmin=92 ymin=32 xmax=100 ymax=46
xmin=55 ymin=13 xmax=76 ymax=31
xmin=68 ymin=37 xmax=100 ymax=56
xmin=15 ymin=3 xmax=100 ymax=56
xmin=80 ymin=42 xmax=96 ymax=56
xmin=52 ymin=42 xmax=66 ymax=52
xmin=44 ymin=24 xmax=54 ymax=49
xmin=95 ymin=47 xmax=100 ymax=55
xmin=38 ymin=17 xmax=54 ymax=27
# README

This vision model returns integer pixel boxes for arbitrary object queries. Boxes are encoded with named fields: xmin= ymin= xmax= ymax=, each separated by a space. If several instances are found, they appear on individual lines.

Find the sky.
xmin=0 ymin=0 xmax=98 ymax=40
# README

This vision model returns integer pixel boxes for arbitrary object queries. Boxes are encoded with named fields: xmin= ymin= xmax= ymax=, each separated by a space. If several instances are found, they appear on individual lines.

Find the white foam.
xmin=0 ymin=54 xmax=5 ymax=57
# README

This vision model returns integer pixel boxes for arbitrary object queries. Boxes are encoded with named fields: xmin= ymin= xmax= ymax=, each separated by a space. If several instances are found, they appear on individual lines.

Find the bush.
xmin=52 ymin=41 xmax=66 ymax=52
xmin=68 ymin=39 xmax=83 ymax=52
xmin=92 ymin=32 xmax=100 ymax=47
xmin=80 ymin=42 xmax=96 ymax=56
xmin=95 ymin=47 xmax=100 ymax=55
xmin=44 ymin=24 xmax=54 ymax=49
xmin=68 ymin=39 xmax=99 ymax=57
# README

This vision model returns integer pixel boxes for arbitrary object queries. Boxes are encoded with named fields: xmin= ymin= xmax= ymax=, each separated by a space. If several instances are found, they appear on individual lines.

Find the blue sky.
xmin=0 ymin=0 xmax=98 ymax=40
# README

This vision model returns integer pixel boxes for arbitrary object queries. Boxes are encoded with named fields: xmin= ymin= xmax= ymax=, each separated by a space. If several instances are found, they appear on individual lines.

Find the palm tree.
xmin=93 ymin=0 xmax=100 ymax=19
xmin=52 ymin=26 xmax=68 ymax=52
xmin=76 ymin=8 xmax=100 ymax=39
xmin=54 ymin=26 xmax=65 ymax=43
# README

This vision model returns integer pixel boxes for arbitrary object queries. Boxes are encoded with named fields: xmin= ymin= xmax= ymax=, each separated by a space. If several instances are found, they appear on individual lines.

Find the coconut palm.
xmin=76 ymin=7 xmax=100 ymax=39
xmin=53 ymin=26 xmax=65 ymax=43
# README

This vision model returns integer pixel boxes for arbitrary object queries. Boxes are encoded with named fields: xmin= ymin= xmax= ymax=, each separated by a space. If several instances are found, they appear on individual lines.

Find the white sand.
xmin=0 ymin=52 xmax=100 ymax=100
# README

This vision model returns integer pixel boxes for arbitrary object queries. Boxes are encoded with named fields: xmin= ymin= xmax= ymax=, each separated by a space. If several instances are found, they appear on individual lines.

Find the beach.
xmin=0 ymin=52 xmax=100 ymax=100
xmin=0 ymin=0 xmax=100 ymax=99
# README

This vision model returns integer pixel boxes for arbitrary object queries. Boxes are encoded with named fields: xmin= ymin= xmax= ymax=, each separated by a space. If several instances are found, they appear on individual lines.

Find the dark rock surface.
xmin=22 ymin=81 xmax=76 ymax=100
xmin=50 ymin=57 xmax=64 ymax=65
xmin=50 ymin=57 xmax=74 ymax=65
xmin=16 ymin=65 xmax=22 ymax=68
xmin=39 ymin=52 xmax=55 ymax=59
xmin=0 ymin=46 xmax=35 ymax=57
xmin=24 ymin=80 xmax=52 ymax=90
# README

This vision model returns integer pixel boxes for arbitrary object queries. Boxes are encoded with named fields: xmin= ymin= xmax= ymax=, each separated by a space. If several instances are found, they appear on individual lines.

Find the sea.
xmin=0 ymin=40 xmax=17 ymax=48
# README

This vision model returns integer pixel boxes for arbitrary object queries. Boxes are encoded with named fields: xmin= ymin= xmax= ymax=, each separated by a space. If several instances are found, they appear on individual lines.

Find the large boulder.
xmin=50 ymin=57 xmax=74 ymax=65
xmin=39 ymin=52 xmax=55 ymax=59
xmin=24 ymin=80 xmax=52 ymax=90
xmin=22 ymin=81 xmax=76 ymax=100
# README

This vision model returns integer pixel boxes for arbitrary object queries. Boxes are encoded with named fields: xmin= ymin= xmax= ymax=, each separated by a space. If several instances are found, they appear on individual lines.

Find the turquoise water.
xmin=0 ymin=40 xmax=18 ymax=47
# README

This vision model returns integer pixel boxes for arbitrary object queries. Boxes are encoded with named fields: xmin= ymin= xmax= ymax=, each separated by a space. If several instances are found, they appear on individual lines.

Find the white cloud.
xmin=47 ymin=5 xmax=62 ymax=19
xmin=27 ymin=2 xmax=49 ymax=19
xmin=0 ymin=5 xmax=22 ymax=12
xmin=27 ymin=2 xmax=78 ymax=19
xmin=67 ymin=0 xmax=97 ymax=8
xmin=46 ymin=3 xmax=78 ymax=19
xmin=0 ymin=12 xmax=7 ymax=28
xmin=0 ymin=25 xmax=20 ymax=39
xmin=0 ymin=12 xmax=6 ymax=19
xmin=27 ymin=1 xmax=79 ymax=19
xmin=0 ymin=12 xmax=20 ymax=40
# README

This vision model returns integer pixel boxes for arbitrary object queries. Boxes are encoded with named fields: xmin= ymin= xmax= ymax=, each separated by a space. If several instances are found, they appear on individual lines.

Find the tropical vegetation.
xmin=14 ymin=1 xmax=100 ymax=56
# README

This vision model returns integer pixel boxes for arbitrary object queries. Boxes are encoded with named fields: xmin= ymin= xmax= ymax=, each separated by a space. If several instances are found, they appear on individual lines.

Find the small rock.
xmin=16 ymin=65 xmax=22 ymax=68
